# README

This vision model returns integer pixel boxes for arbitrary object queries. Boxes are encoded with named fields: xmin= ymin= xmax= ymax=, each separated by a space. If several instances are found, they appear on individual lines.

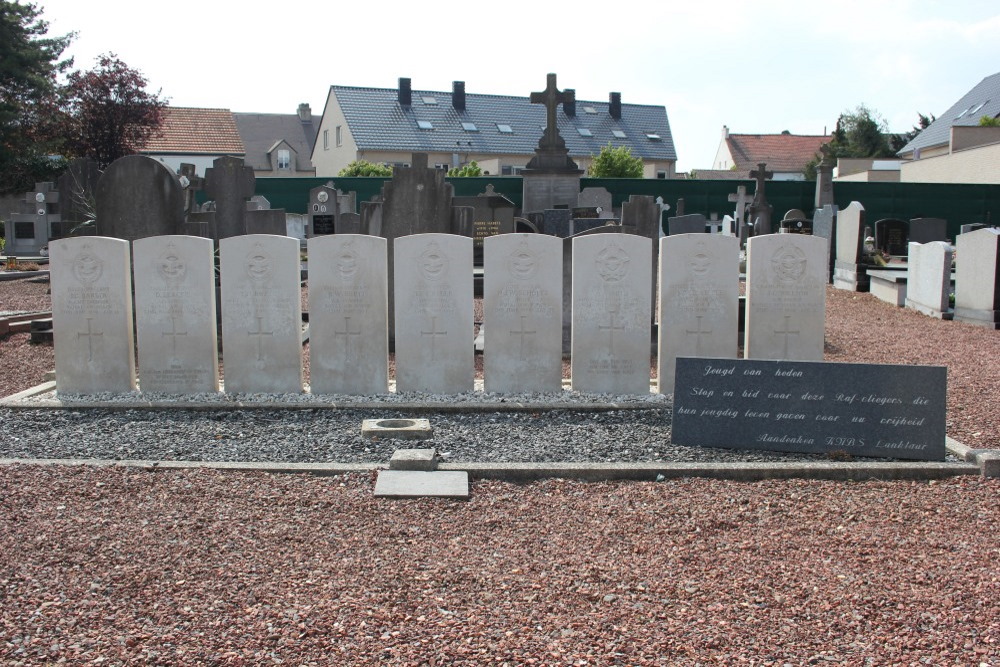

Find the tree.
xmin=338 ymin=159 xmax=392 ymax=177
xmin=63 ymin=54 xmax=167 ymax=168
xmin=979 ymin=115 xmax=1000 ymax=127
xmin=0 ymin=0 xmax=75 ymax=193
xmin=889 ymin=112 xmax=935 ymax=153
xmin=447 ymin=161 xmax=481 ymax=177
xmin=804 ymin=105 xmax=911 ymax=179
xmin=587 ymin=143 xmax=644 ymax=178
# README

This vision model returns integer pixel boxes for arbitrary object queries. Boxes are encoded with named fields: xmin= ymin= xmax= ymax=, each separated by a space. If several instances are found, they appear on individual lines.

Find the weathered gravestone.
xmin=657 ymin=234 xmax=739 ymax=395
xmin=905 ymin=241 xmax=953 ymax=319
xmin=360 ymin=200 xmax=382 ymax=236
xmin=909 ymin=217 xmax=948 ymax=245
xmin=954 ymin=227 xmax=1000 ymax=328
xmin=95 ymin=156 xmax=184 ymax=241
xmin=50 ymin=237 xmax=136 ymax=393
xmin=672 ymin=357 xmax=946 ymax=461
xmin=308 ymin=234 xmax=389 ymax=393
xmin=308 ymin=185 xmax=338 ymax=236
xmin=4 ymin=181 xmax=60 ymax=255
xmin=748 ymin=163 xmax=774 ymax=235
xmin=621 ymin=194 xmax=662 ymax=317
xmin=543 ymin=208 xmax=573 ymax=237
xmin=521 ymin=73 xmax=583 ymax=213
xmin=833 ymin=201 xmax=867 ymax=291
xmin=247 ymin=195 xmax=270 ymax=211
xmin=571 ymin=234 xmax=652 ymax=394
xmin=338 ymin=212 xmax=362 ymax=235
xmin=875 ymin=218 xmax=909 ymax=256
xmin=745 ymin=234 xmax=826 ymax=361
xmin=219 ymin=234 xmax=303 ymax=393
xmin=452 ymin=184 xmax=516 ymax=264
xmin=668 ymin=213 xmax=707 ymax=236
xmin=394 ymin=233 xmax=473 ymax=393
xmin=483 ymin=234 xmax=563 ymax=393
xmin=133 ymin=235 xmax=219 ymax=393
xmin=204 ymin=156 xmax=256 ymax=240
xmin=812 ymin=204 xmax=838 ymax=283
xmin=56 ymin=158 xmax=102 ymax=237
xmin=959 ymin=223 xmax=986 ymax=235
xmin=577 ymin=187 xmax=614 ymax=217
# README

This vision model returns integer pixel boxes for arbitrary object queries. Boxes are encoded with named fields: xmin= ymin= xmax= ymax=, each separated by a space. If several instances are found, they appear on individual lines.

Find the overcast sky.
xmin=34 ymin=0 xmax=1000 ymax=172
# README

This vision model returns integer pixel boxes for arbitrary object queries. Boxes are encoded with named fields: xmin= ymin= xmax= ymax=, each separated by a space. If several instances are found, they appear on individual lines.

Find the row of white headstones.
xmin=49 ymin=231 xmax=829 ymax=396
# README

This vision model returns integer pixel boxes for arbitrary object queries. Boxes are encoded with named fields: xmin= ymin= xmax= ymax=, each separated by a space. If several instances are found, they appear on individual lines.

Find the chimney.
xmin=452 ymin=81 xmax=466 ymax=111
xmin=609 ymin=92 xmax=621 ymax=119
xmin=297 ymin=103 xmax=311 ymax=121
xmin=398 ymin=77 xmax=412 ymax=106
xmin=722 ymin=125 xmax=729 ymax=139
xmin=563 ymin=89 xmax=576 ymax=117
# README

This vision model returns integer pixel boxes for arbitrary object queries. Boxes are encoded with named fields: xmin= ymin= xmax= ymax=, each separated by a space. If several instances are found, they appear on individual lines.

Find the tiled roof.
xmin=726 ymin=133 xmax=828 ymax=173
xmin=332 ymin=85 xmax=677 ymax=161
xmin=898 ymin=71 xmax=1000 ymax=155
xmin=233 ymin=112 xmax=317 ymax=172
xmin=140 ymin=107 xmax=244 ymax=154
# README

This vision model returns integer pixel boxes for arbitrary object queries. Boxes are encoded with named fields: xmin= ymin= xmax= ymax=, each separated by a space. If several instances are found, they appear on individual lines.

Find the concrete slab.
xmin=390 ymin=448 xmax=438 ymax=471
xmin=362 ymin=418 xmax=433 ymax=440
xmin=374 ymin=470 xmax=469 ymax=499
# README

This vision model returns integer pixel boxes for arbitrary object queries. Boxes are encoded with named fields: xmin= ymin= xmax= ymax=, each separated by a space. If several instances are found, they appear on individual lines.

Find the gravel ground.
xmin=1 ymin=466 xmax=997 ymax=665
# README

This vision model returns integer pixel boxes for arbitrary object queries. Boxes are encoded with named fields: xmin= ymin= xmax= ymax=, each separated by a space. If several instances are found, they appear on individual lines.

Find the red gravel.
xmin=0 ymin=467 xmax=997 ymax=665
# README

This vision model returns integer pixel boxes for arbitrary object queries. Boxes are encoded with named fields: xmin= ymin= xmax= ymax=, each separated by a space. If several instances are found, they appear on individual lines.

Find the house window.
xmin=657 ymin=171 xmax=667 ymax=179
xmin=335 ymin=125 xmax=342 ymax=146
xmin=645 ymin=132 xmax=662 ymax=141
xmin=583 ymin=106 xmax=597 ymax=114
xmin=323 ymin=129 xmax=329 ymax=150
xmin=417 ymin=120 xmax=434 ymax=130
xmin=277 ymin=149 xmax=291 ymax=170
xmin=422 ymin=96 xmax=437 ymax=105
xmin=577 ymin=128 xmax=593 ymax=137
xmin=497 ymin=124 xmax=513 ymax=134
xmin=461 ymin=122 xmax=478 ymax=132
xmin=612 ymin=129 xmax=627 ymax=139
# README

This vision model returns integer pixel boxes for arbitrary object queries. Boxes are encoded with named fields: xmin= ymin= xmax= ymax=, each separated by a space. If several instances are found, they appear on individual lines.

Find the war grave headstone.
xmin=55 ymin=158 xmax=102 ymax=238
xmin=95 ymin=156 xmax=184 ymax=242
xmin=875 ymin=218 xmax=909 ymax=257
xmin=657 ymin=234 xmax=739 ymax=395
xmin=309 ymin=185 xmax=339 ymax=236
xmin=50 ymin=237 xmax=136 ymax=393
xmin=832 ymin=201 xmax=868 ymax=291
xmin=204 ymin=156 xmax=256 ymax=240
xmin=133 ymin=235 xmax=219 ymax=393
xmin=909 ymin=217 xmax=948 ymax=245
xmin=4 ymin=182 xmax=60 ymax=255
xmin=745 ymin=234 xmax=826 ymax=361
xmin=571 ymin=234 xmax=652 ymax=394
xmin=561 ymin=226 xmax=630 ymax=355
xmin=954 ymin=227 xmax=1000 ymax=328
xmin=309 ymin=234 xmax=389 ymax=393
xmin=812 ymin=204 xmax=838 ymax=283
xmin=543 ymin=208 xmax=573 ymax=237
xmin=483 ymin=234 xmax=563 ymax=393
xmin=904 ymin=241 xmax=953 ymax=319
xmin=577 ymin=187 xmax=614 ymax=217
xmin=672 ymin=357 xmax=946 ymax=461
xmin=220 ymin=234 xmax=303 ymax=393
xmin=748 ymin=163 xmax=774 ymax=235
xmin=667 ymin=213 xmax=707 ymax=236
xmin=521 ymin=74 xmax=583 ymax=213
xmin=394 ymin=233 xmax=474 ymax=393
xmin=721 ymin=215 xmax=736 ymax=237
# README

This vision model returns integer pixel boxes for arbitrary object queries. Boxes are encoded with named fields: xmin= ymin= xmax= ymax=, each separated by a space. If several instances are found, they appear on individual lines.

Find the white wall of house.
xmin=311 ymin=89 xmax=358 ymax=177
xmin=900 ymin=143 xmax=1000 ymax=184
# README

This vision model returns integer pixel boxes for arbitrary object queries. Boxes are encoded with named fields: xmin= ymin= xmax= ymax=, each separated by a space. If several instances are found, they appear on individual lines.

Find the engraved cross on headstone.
xmin=530 ymin=73 xmax=574 ymax=151
xmin=335 ymin=315 xmax=361 ymax=357
xmin=162 ymin=316 xmax=188 ymax=357
xmin=204 ymin=156 xmax=255 ymax=241
xmin=248 ymin=316 xmax=274 ymax=362
xmin=78 ymin=317 xmax=103 ymax=362
xmin=685 ymin=315 xmax=712 ymax=356
xmin=421 ymin=316 xmax=447 ymax=361
xmin=598 ymin=313 xmax=625 ymax=355
xmin=774 ymin=315 xmax=799 ymax=358
xmin=509 ymin=315 xmax=537 ymax=358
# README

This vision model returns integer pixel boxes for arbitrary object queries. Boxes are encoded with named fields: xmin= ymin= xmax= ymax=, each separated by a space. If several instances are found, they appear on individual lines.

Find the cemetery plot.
xmin=672 ymin=357 xmax=946 ymax=461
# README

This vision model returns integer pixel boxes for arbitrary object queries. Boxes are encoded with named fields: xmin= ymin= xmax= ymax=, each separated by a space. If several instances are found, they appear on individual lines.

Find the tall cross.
xmin=530 ymin=73 xmax=574 ymax=147
xmin=161 ymin=316 xmax=188 ymax=357
xmin=204 ymin=156 xmax=256 ymax=240
xmin=773 ymin=315 xmax=800 ymax=359
xmin=334 ymin=315 xmax=361 ymax=357
xmin=749 ymin=163 xmax=773 ymax=198
xmin=77 ymin=317 xmax=103 ymax=362
xmin=748 ymin=162 xmax=774 ymax=235
xmin=248 ymin=316 xmax=273 ymax=362
xmin=421 ymin=316 xmax=448 ymax=361
xmin=509 ymin=315 xmax=537 ymax=358
xmin=598 ymin=313 xmax=625 ymax=355
xmin=727 ymin=185 xmax=750 ymax=225
xmin=178 ymin=163 xmax=205 ymax=216
xmin=685 ymin=315 xmax=712 ymax=356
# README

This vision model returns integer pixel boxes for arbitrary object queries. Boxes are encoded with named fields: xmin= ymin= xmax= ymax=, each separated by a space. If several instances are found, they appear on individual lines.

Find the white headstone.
xmin=905 ymin=241 xmax=953 ymax=317
xmin=50 ymin=236 xmax=136 ymax=393
xmin=954 ymin=227 xmax=1000 ymax=328
xmin=394 ymin=233 xmax=474 ymax=393
xmin=133 ymin=236 xmax=219 ymax=394
xmin=483 ymin=234 xmax=563 ymax=393
xmin=308 ymin=234 xmax=389 ymax=394
xmin=745 ymin=234 xmax=827 ymax=361
xmin=220 ymin=234 xmax=303 ymax=393
xmin=833 ymin=201 xmax=865 ymax=291
xmin=721 ymin=215 xmax=735 ymax=237
xmin=571 ymin=234 xmax=652 ymax=394
xmin=657 ymin=234 xmax=740 ymax=394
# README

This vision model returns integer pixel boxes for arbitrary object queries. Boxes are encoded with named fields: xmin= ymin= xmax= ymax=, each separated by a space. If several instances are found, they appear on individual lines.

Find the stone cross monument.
xmin=748 ymin=163 xmax=774 ymax=236
xmin=522 ymin=73 xmax=583 ymax=214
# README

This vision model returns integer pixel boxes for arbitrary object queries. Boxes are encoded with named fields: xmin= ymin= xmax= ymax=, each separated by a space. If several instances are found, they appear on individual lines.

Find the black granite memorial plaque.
xmin=313 ymin=215 xmax=335 ymax=235
xmin=672 ymin=357 xmax=946 ymax=461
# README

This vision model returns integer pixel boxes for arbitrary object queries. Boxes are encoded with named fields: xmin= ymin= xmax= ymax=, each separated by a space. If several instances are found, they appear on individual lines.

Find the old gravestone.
xmin=905 ymin=241 xmax=953 ymax=319
xmin=360 ymin=199 xmax=382 ymax=236
xmin=542 ymin=208 xmax=573 ymax=237
xmin=133 ymin=235 xmax=219 ymax=394
xmin=55 ymin=158 xmax=102 ymax=237
xmin=4 ymin=181 xmax=59 ymax=256
xmin=219 ymin=234 xmax=303 ymax=393
xmin=308 ymin=234 xmax=389 ymax=394
xmin=394 ymin=233 xmax=473 ymax=393
xmin=875 ymin=219 xmax=909 ymax=256
xmin=95 ymin=156 xmax=184 ymax=241
xmin=621 ymin=194 xmax=662 ymax=317
xmin=577 ymin=187 xmax=614 ymax=217
xmin=749 ymin=163 xmax=774 ymax=236
xmin=909 ymin=217 xmax=948 ymax=245
xmin=668 ymin=213 xmax=707 ymax=236
xmin=483 ymin=234 xmax=563 ymax=393
xmin=812 ymin=204 xmax=838 ymax=283
xmin=204 ymin=156 xmax=256 ymax=240
xmin=309 ymin=185 xmax=339 ymax=236
xmin=745 ymin=234 xmax=826 ymax=361
xmin=657 ymin=234 xmax=740 ymax=395
xmin=338 ymin=212 xmax=362 ymax=235
xmin=50 ymin=237 xmax=136 ymax=393
xmin=571 ymin=234 xmax=652 ymax=394
xmin=453 ymin=184 xmax=516 ymax=264
xmin=833 ymin=201 xmax=867 ymax=291
xmin=521 ymin=73 xmax=583 ymax=213
xmin=954 ymin=227 xmax=1000 ymax=328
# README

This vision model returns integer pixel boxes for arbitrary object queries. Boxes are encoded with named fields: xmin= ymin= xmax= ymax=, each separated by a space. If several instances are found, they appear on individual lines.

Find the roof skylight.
xmin=583 ymin=106 xmax=597 ymax=114
xmin=497 ymin=124 xmax=513 ymax=133
xmin=462 ymin=122 xmax=478 ymax=132
xmin=422 ymin=96 xmax=437 ymax=105
xmin=577 ymin=128 xmax=593 ymax=136
xmin=417 ymin=120 xmax=434 ymax=130
xmin=646 ymin=132 xmax=662 ymax=141
xmin=612 ymin=130 xmax=627 ymax=138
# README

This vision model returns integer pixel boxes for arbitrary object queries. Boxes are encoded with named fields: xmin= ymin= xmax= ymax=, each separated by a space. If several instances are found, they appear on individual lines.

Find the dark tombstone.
xmin=668 ymin=213 xmax=708 ymax=235
xmin=874 ymin=219 xmax=909 ymax=256
xmin=621 ymin=194 xmax=661 ymax=319
xmin=573 ymin=218 xmax=611 ymax=234
xmin=361 ymin=200 xmax=382 ymax=236
xmin=909 ymin=217 xmax=948 ymax=245
xmin=542 ymin=208 xmax=573 ymax=237
xmin=177 ymin=163 xmax=204 ymax=218
xmin=675 ymin=198 xmax=685 ymax=216
xmin=338 ymin=212 xmax=362 ymax=235
xmin=56 ymin=158 xmax=102 ymax=236
xmin=309 ymin=185 xmax=339 ymax=236
xmin=572 ymin=207 xmax=600 ymax=219
xmin=527 ymin=211 xmax=545 ymax=232
xmin=246 ymin=195 xmax=270 ymax=211
xmin=203 ymin=156 xmax=255 ymax=240
xmin=748 ymin=163 xmax=774 ymax=235
xmin=95 ymin=155 xmax=184 ymax=241
xmin=521 ymin=73 xmax=583 ymax=213
xmin=450 ymin=205 xmax=479 ymax=263
xmin=245 ymin=209 xmax=286 ymax=235
xmin=182 ymin=212 xmax=212 ymax=238
xmin=960 ymin=223 xmax=987 ymax=235
xmin=577 ymin=187 xmax=613 ymax=216
xmin=4 ymin=181 xmax=60 ymax=255
xmin=779 ymin=209 xmax=812 ymax=234
xmin=452 ymin=183 xmax=516 ymax=261
xmin=812 ymin=204 xmax=839 ymax=283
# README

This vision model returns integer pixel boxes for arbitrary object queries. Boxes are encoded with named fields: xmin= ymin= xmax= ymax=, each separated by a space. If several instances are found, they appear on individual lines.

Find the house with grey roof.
xmin=311 ymin=78 xmax=677 ymax=179
xmin=897 ymin=72 xmax=1000 ymax=184
xmin=234 ymin=104 xmax=319 ymax=177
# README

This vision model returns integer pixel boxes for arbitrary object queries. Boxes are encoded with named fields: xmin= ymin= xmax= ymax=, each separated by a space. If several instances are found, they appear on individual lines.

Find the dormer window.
xmin=277 ymin=149 xmax=290 ymax=170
